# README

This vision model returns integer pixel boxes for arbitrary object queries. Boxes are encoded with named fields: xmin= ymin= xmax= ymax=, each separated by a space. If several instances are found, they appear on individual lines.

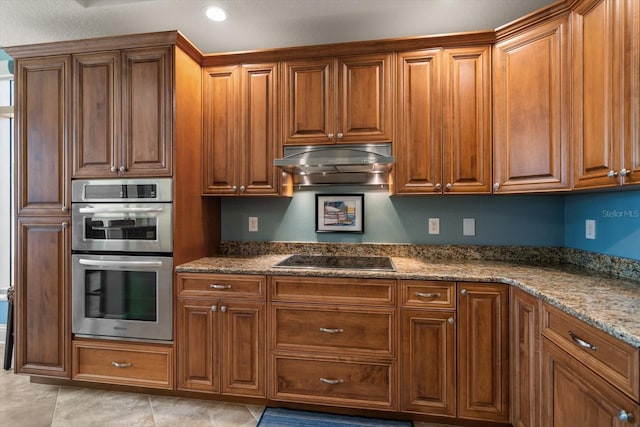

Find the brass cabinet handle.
xmin=119 ymin=166 xmax=126 ymax=174
xmin=240 ymin=185 xmax=246 ymax=192
xmin=415 ymin=292 xmax=441 ymax=299
xmin=619 ymin=168 xmax=631 ymax=177
xmin=320 ymin=377 xmax=343 ymax=385
xmin=445 ymin=183 xmax=452 ymax=191
xmin=211 ymin=305 xmax=217 ymax=312
xmin=220 ymin=306 xmax=227 ymax=313
xmin=327 ymin=133 xmax=334 ymax=139
xmin=337 ymin=132 xmax=344 ymax=139
xmin=319 ymin=327 xmax=344 ymax=334
xmin=210 ymin=284 xmax=231 ymax=290
xmin=568 ymin=331 xmax=597 ymax=351
xmin=493 ymin=182 xmax=500 ymax=191
xmin=448 ymin=317 xmax=455 ymax=324
xmin=607 ymin=170 xmax=619 ymax=178
xmin=112 ymin=361 xmax=132 ymax=368
xmin=110 ymin=166 xmax=117 ymax=173
xmin=434 ymin=183 xmax=442 ymax=191
xmin=460 ymin=289 xmax=468 ymax=296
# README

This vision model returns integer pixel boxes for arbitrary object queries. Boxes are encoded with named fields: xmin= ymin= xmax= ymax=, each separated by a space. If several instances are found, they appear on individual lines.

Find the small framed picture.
xmin=315 ymin=194 xmax=364 ymax=233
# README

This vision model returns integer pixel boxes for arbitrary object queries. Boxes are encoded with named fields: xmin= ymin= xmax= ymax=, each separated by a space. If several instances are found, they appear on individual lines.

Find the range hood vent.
xmin=274 ymin=143 xmax=395 ymax=186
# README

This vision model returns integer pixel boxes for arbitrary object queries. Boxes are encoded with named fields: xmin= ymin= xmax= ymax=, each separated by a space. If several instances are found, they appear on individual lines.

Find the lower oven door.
xmin=72 ymin=254 xmax=173 ymax=341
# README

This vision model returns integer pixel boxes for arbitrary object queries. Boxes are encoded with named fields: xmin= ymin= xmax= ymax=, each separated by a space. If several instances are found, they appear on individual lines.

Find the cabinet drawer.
xmin=177 ymin=273 xmax=266 ymax=298
xmin=270 ymin=276 xmax=395 ymax=305
xmin=542 ymin=304 xmax=639 ymax=401
xmin=271 ymin=355 xmax=395 ymax=410
xmin=272 ymin=305 xmax=395 ymax=357
xmin=72 ymin=340 xmax=174 ymax=389
xmin=401 ymin=280 xmax=455 ymax=309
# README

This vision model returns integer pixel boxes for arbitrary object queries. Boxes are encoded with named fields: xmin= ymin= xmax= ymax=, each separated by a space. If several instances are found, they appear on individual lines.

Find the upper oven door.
xmin=72 ymin=178 xmax=173 ymax=203
xmin=72 ymin=203 xmax=173 ymax=253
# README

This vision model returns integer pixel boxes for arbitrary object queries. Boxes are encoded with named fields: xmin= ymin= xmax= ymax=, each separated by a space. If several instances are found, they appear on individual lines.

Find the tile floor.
xmin=0 ymin=345 xmax=460 ymax=427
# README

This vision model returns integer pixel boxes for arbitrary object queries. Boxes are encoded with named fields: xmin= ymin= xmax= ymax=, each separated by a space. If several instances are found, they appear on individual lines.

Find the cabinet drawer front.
xmin=272 ymin=305 xmax=394 ymax=357
xmin=401 ymin=280 xmax=455 ymax=309
xmin=72 ymin=340 xmax=174 ymax=389
xmin=177 ymin=273 xmax=266 ymax=298
xmin=542 ymin=304 xmax=639 ymax=401
xmin=271 ymin=355 xmax=395 ymax=410
xmin=271 ymin=276 xmax=395 ymax=305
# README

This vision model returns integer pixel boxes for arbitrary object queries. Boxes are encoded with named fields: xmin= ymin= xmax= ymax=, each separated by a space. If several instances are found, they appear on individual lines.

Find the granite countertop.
xmin=177 ymin=255 xmax=640 ymax=349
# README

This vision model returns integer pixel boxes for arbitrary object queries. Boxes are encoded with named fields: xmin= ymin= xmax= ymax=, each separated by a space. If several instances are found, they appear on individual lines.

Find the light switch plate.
xmin=248 ymin=217 xmax=258 ymax=232
xmin=428 ymin=218 xmax=440 ymax=235
xmin=463 ymin=218 xmax=475 ymax=236
xmin=585 ymin=219 xmax=596 ymax=239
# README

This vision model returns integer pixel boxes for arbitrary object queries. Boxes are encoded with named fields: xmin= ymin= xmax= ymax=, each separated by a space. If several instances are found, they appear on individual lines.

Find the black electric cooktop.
xmin=272 ymin=254 xmax=396 ymax=271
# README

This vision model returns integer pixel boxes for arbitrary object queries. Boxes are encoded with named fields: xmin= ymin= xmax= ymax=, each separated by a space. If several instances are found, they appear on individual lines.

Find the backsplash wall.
xmin=221 ymin=189 xmax=566 ymax=246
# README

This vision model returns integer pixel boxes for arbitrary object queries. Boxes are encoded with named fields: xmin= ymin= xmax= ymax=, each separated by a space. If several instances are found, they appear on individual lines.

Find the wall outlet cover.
xmin=428 ymin=218 xmax=440 ymax=235
xmin=585 ymin=219 xmax=596 ymax=240
xmin=463 ymin=218 xmax=476 ymax=236
xmin=248 ymin=216 xmax=258 ymax=232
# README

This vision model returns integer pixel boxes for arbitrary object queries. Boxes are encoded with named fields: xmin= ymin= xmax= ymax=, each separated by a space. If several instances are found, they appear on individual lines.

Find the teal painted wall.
xmin=0 ymin=301 xmax=5 ymax=324
xmin=564 ymin=189 xmax=640 ymax=261
xmin=221 ymin=189 xmax=566 ymax=246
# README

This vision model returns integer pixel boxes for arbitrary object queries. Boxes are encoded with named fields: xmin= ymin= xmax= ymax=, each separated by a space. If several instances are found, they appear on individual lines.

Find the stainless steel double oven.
xmin=71 ymin=179 xmax=173 ymax=342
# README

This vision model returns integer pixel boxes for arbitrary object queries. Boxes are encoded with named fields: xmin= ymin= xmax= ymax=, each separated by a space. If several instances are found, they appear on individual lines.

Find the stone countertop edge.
xmin=176 ymin=255 xmax=640 ymax=349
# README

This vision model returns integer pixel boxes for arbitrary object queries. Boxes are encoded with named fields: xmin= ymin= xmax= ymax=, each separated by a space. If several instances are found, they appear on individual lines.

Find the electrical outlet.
xmin=428 ymin=218 xmax=440 ymax=235
xmin=463 ymin=218 xmax=475 ymax=236
xmin=585 ymin=219 xmax=596 ymax=239
xmin=248 ymin=217 xmax=258 ymax=232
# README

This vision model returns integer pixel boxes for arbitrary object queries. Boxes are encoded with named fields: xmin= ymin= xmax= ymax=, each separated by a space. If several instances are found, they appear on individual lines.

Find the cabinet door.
xmin=458 ymin=283 xmax=509 ymax=422
xmin=220 ymin=301 xmax=265 ymax=397
xmin=72 ymin=51 xmax=120 ymax=178
xmin=400 ymin=309 xmax=456 ymax=417
xmin=542 ymin=338 xmax=640 ymax=427
xmin=202 ymin=66 xmax=240 ymax=195
xmin=176 ymin=299 xmax=220 ymax=393
xmin=622 ymin=0 xmax=640 ymax=186
xmin=121 ymin=46 xmax=173 ymax=177
xmin=282 ymin=58 xmax=335 ymax=145
xmin=442 ymin=46 xmax=492 ymax=194
xmin=337 ymin=53 xmax=392 ymax=143
xmin=493 ymin=15 xmax=571 ymax=193
xmin=395 ymin=49 xmax=442 ymax=194
xmin=511 ymin=288 xmax=542 ymax=427
xmin=15 ymin=56 xmax=70 ymax=216
xmin=15 ymin=217 xmax=70 ymax=378
xmin=241 ymin=63 xmax=280 ymax=195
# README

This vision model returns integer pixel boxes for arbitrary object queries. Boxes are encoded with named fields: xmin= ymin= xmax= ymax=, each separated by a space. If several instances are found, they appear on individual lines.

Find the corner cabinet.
xmin=72 ymin=46 xmax=173 ymax=178
xmin=395 ymin=46 xmax=491 ymax=194
xmin=572 ymin=0 xmax=640 ymax=189
xmin=493 ymin=14 xmax=571 ymax=193
xmin=282 ymin=53 xmax=392 ymax=145
xmin=202 ymin=63 xmax=280 ymax=196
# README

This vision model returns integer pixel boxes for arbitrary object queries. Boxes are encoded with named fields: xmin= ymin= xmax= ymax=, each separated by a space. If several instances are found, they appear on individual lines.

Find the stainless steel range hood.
xmin=274 ymin=143 xmax=395 ymax=186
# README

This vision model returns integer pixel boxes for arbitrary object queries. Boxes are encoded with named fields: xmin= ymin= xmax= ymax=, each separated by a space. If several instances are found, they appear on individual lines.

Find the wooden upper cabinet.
xmin=442 ymin=46 xmax=492 ymax=194
xmin=15 ymin=217 xmax=70 ymax=378
xmin=395 ymin=49 xmax=442 ymax=194
xmin=493 ymin=15 xmax=571 ymax=193
xmin=573 ymin=0 xmax=640 ymax=188
xmin=282 ymin=53 xmax=392 ymax=145
xmin=202 ymin=63 xmax=279 ymax=196
xmin=457 ymin=283 xmax=510 ymax=422
xmin=72 ymin=51 xmax=120 ymax=178
xmin=395 ymin=46 xmax=491 ymax=194
xmin=72 ymin=46 xmax=173 ymax=178
xmin=15 ymin=56 xmax=71 ymax=216
xmin=121 ymin=46 xmax=173 ymax=177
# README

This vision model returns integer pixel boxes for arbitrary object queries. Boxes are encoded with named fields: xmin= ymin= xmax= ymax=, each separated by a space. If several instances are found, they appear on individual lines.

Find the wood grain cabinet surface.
xmin=282 ymin=53 xmax=392 ymax=145
xmin=573 ymin=0 xmax=640 ymax=189
xmin=202 ymin=63 xmax=280 ymax=196
xmin=395 ymin=46 xmax=491 ymax=194
xmin=73 ymin=46 xmax=173 ymax=178
xmin=493 ymin=15 xmax=571 ymax=193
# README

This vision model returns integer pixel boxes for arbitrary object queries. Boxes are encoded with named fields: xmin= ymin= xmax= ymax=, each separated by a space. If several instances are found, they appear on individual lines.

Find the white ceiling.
xmin=0 ymin=0 xmax=556 ymax=55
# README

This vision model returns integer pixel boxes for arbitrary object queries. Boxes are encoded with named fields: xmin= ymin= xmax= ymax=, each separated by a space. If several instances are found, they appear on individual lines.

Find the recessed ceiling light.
xmin=205 ymin=6 xmax=227 ymax=22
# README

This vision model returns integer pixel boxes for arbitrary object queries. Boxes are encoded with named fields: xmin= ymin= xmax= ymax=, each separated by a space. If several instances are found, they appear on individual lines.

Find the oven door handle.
xmin=78 ymin=259 xmax=164 ymax=268
xmin=78 ymin=207 xmax=164 ymax=214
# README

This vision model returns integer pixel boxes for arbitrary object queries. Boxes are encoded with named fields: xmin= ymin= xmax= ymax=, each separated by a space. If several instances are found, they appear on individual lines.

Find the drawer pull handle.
xmin=618 ymin=410 xmax=634 ymax=423
xmin=112 ymin=361 xmax=132 ymax=368
xmin=320 ymin=378 xmax=344 ymax=385
xmin=568 ymin=331 xmax=597 ymax=351
xmin=320 ymin=328 xmax=344 ymax=334
xmin=210 ymin=284 xmax=231 ymax=290
xmin=416 ymin=292 xmax=441 ymax=299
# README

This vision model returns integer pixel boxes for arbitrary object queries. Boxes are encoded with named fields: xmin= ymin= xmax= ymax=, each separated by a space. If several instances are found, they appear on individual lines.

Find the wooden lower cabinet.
xmin=457 ymin=283 xmax=510 ymax=422
xmin=176 ymin=297 xmax=265 ymax=397
xmin=542 ymin=338 xmax=640 ymax=427
xmin=400 ymin=309 xmax=456 ymax=416
xmin=511 ymin=288 xmax=542 ymax=427
xmin=72 ymin=339 xmax=174 ymax=389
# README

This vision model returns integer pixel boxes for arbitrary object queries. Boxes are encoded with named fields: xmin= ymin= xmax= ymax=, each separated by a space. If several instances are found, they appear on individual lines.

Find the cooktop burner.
xmin=272 ymin=254 xmax=396 ymax=271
